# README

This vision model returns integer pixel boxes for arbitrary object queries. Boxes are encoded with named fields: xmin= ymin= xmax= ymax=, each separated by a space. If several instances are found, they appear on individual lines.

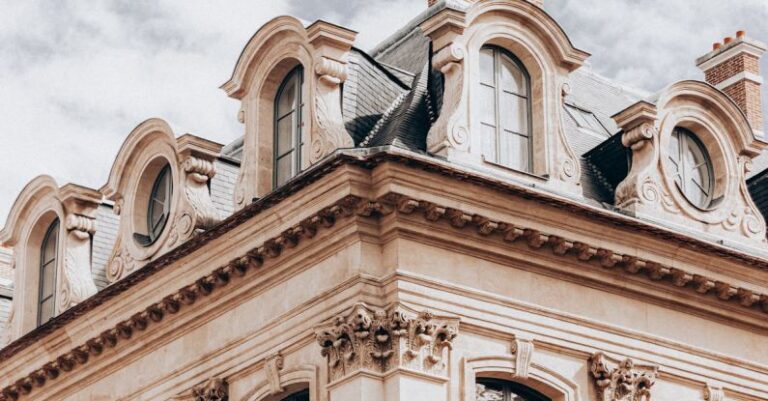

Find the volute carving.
xmin=314 ymin=303 xmax=459 ymax=382
xmin=60 ymin=214 xmax=98 ymax=312
xmin=589 ymin=352 xmax=657 ymax=401
xmin=193 ymin=378 xmax=228 ymax=401
xmin=421 ymin=8 xmax=468 ymax=155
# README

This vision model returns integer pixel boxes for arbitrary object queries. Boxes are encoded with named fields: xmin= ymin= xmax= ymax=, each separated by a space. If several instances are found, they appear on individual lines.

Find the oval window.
xmin=668 ymin=127 xmax=714 ymax=209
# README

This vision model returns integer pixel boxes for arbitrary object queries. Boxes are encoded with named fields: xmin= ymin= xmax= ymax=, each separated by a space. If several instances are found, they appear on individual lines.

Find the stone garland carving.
xmin=427 ymin=42 xmax=469 ymax=154
xmin=60 ymin=214 xmax=98 ymax=312
xmin=314 ymin=303 xmax=459 ymax=382
xmin=311 ymin=57 xmax=354 ymax=163
xmin=193 ymin=378 xmax=228 ymax=401
xmin=589 ymin=352 xmax=657 ymax=401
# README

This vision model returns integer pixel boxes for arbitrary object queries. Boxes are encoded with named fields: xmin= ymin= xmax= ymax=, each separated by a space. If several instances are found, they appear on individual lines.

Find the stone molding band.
xmin=0 ymin=191 xmax=765 ymax=399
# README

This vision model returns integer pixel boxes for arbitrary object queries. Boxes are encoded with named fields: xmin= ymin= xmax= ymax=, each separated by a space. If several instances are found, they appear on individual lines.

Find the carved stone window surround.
xmin=0 ymin=177 xmax=100 ymax=339
xmin=222 ymin=17 xmax=356 ymax=211
xmin=101 ymin=119 xmax=223 ymax=283
xmin=421 ymin=1 xmax=589 ymax=196
xmin=462 ymin=355 xmax=580 ymax=401
xmin=240 ymin=365 xmax=318 ymax=401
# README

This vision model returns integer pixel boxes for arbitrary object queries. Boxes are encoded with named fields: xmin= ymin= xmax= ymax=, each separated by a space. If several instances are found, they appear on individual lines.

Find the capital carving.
xmin=193 ymin=378 xmax=228 ymax=401
xmin=589 ymin=352 xmax=657 ymax=401
xmin=314 ymin=303 xmax=459 ymax=382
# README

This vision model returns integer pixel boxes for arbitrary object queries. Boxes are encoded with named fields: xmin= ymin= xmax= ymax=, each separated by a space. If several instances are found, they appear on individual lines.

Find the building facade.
xmin=1 ymin=1 xmax=767 ymax=400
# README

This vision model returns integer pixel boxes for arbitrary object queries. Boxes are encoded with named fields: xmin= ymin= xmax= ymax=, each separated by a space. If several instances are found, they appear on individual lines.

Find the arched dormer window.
xmin=476 ymin=378 xmax=550 ymax=401
xmin=37 ymin=218 xmax=59 ymax=325
xmin=479 ymin=46 xmax=532 ymax=172
xmin=274 ymin=66 xmax=305 ymax=187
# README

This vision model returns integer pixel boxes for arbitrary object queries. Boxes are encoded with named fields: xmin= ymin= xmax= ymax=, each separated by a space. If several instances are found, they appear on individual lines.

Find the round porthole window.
xmin=133 ymin=163 xmax=173 ymax=246
xmin=668 ymin=127 xmax=714 ymax=209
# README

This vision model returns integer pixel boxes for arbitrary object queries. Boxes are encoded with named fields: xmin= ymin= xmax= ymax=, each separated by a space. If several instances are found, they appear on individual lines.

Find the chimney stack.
xmin=697 ymin=31 xmax=766 ymax=136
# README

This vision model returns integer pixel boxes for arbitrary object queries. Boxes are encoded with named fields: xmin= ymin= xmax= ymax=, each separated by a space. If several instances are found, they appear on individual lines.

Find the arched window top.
xmin=279 ymin=390 xmax=308 ymax=401
xmin=479 ymin=45 xmax=532 ymax=173
xmin=476 ymin=378 xmax=550 ymax=401
xmin=274 ymin=65 xmax=305 ymax=188
xmin=668 ymin=127 xmax=714 ymax=209
xmin=38 ymin=218 xmax=59 ymax=325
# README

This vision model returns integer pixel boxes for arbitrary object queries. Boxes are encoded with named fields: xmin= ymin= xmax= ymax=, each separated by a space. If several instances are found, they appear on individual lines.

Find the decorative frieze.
xmin=314 ymin=303 xmax=459 ymax=382
xmin=589 ymin=352 xmax=657 ymax=401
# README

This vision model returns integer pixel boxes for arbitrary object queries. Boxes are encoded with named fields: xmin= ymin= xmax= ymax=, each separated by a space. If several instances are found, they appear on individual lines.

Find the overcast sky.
xmin=0 ymin=0 xmax=766 ymax=227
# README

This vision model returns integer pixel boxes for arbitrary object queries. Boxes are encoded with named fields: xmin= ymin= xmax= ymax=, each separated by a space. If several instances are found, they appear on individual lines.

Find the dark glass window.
xmin=280 ymin=390 xmax=309 ymax=401
xmin=668 ymin=127 xmax=713 ymax=209
xmin=147 ymin=164 xmax=173 ymax=244
xmin=479 ymin=46 xmax=532 ymax=172
xmin=274 ymin=66 xmax=304 ymax=188
xmin=38 ymin=219 xmax=59 ymax=325
xmin=476 ymin=379 xmax=550 ymax=401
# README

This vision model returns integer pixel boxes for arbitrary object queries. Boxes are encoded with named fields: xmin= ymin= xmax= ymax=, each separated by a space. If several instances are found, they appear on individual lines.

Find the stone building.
xmin=0 ymin=0 xmax=767 ymax=400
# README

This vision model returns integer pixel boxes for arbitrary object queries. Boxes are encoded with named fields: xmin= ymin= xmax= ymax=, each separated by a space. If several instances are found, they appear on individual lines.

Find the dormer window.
xmin=38 ymin=218 xmax=59 ymax=325
xmin=274 ymin=66 xmax=304 ymax=187
xmin=669 ymin=127 xmax=714 ymax=209
xmin=479 ymin=46 xmax=532 ymax=172
xmin=147 ymin=164 xmax=172 ymax=243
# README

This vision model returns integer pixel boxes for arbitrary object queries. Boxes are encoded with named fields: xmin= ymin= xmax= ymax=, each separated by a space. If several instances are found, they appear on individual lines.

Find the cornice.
xmin=2 ymin=188 xmax=768 ymax=399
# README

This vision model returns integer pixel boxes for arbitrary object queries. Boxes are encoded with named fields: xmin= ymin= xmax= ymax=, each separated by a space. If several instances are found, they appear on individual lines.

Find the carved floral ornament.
xmin=613 ymin=82 xmax=767 ymax=247
xmin=419 ymin=1 xmax=589 ymax=196
xmin=100 ymin=118 xmax=223 ymax=283
xmin=222 ymin=16 xmax=357 ymax=210
xmin=0 ymin=176 xmax=100 ymax=335
xmin=193 ymin=378 xmax=229 ymax=401
xmin=589 ymin=352 xmax=657 ymax=401
xmin=2 ymin=190 xmax=767 ymax=400
xmin=314 ymin=303 xmax=459 ymax=382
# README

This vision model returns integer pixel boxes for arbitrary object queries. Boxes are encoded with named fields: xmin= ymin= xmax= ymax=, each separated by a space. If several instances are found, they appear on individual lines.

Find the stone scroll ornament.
xmin=314 ymin=303 xmax=459 ymax=382
xmin=60 ymin=214 xmax=98 ymax=312
xmin=193 ymin=378 xmax=228 ymax=401
xmin=589 ymin=352 xmax=657 ymax=401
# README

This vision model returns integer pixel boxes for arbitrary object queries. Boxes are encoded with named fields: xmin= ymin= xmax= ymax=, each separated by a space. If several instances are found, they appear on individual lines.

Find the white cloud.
xmin=0 ymin=0 xmax=766 ymax=229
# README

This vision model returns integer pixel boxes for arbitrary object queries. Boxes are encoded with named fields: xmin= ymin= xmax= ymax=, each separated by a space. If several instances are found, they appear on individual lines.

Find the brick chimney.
xmin=696 ymin=31 xmax=766 ymax=136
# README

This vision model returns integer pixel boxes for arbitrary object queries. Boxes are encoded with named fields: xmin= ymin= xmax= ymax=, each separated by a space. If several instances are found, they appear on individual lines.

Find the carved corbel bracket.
xmin=511 ymin=335 xmax=535 ymax=379
xmin=192 ymin=378 xmax=229 ymax=401
xmin=421 ymin=7 xmax=469 ymax=155
xmin=307 ymin=20 xmax=356 ymax=163
xmin=589 ymin=352 xmax=658 ymax=401
xmin=703 ymin=383 xmax=724 ymax=401
xmin=612 ymin=102 xmax=669 ymax=211
xmin=314 ymin=303 xmax=459 ymax=383
xmin=59 ymin=185 xmax=101 ymax=312
xmin=265 ymin=353 xmax=285 ymax=395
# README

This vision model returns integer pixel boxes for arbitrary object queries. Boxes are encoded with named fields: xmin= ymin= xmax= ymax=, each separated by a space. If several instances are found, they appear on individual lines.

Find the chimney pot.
xmin=737 ymin=30 xmax=746 ymax=39
xmin=724 ymin=36 xmax=734 ymax=45
xmin=713 ymin=42 xmax=722 ymax=51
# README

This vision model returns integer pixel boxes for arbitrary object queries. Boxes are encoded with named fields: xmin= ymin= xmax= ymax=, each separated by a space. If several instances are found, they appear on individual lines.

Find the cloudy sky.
xmin=0 ymin=0 xmax=766 ymax=226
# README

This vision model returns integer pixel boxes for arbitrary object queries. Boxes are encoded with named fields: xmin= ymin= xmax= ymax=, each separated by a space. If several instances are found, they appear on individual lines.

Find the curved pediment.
xmin=101 ymin=118 xmax=178 ymax=201
xmin=655 ymin=80 xmax=764 ymax=157
xmin=466 ymin=0 xmax=590 ymax=71
xmin=221 ymin=16 xmax=310 ymax=99
xmin=0 ymin=175 xmax=61 ymax=247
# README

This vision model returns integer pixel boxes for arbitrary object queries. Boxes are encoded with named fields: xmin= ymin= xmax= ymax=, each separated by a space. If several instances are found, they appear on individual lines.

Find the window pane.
xmin=480 ymin=84 xmax=496 ymax=125
xmin=277 ymin=74 xmax=298 ymax=117
xmin=276 ymin=154 xmax=293 ymax=186
xmin=43 ymin=228 xmax=57 ymax=263
xmin=501 ymin=131 xmax=530 ymax=171
xmin=480 ymin=48 xmax=495 ymax=85
xmin=41 ymin=262 xmax=55 ymax=296
xmin=500 ymin=93 xmax=528 ymax=135
xmin=277 ymin=113 xmax=295 ymax=156
xmin=40 ymin=298 xmax=54 ymax=324
xmin=482 ymin=124 xmax=497 ymax=163
xmin=500 ymin=54 xmax=527 ymax=96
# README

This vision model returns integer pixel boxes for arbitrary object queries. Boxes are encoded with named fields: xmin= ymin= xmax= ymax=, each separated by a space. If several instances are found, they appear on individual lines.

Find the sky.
xmin=0 ymin=0 xmax=766 ymax=227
